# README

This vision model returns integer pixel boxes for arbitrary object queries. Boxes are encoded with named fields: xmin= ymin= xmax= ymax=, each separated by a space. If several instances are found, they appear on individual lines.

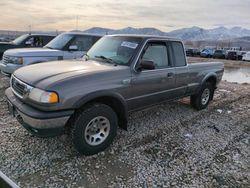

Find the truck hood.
xmin=14 ymin=60 xmax=129 ymax=88
xmin=0 ymin=42 xmax=15 ymax=53
xmin=4 ymin=47 xmax=62 ymax=57
xmin=0 ymin=42 xmax=12 ymax=45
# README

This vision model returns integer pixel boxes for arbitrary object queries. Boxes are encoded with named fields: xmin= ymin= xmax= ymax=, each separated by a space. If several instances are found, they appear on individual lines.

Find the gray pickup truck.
xmin=5 ymin=35 xmax=224 ymax=155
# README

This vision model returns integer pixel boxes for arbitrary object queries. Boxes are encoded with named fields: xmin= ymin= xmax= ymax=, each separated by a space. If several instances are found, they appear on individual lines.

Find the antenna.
xmin=76 ymin=15 xmax=79 ymax=31
xmin=28 ymin=25 xmax=31 ymax=35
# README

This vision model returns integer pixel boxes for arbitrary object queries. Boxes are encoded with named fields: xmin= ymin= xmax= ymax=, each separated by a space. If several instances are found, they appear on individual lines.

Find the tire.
xmin=70 ymin=103 xmax=118 ymax=155
xmin=191 ymin=82 xmax=214 ymax=110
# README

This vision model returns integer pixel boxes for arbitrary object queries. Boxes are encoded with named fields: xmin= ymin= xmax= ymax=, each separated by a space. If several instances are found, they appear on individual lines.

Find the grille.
xmin=2 ymin=55 xmax=10 ymax=65
xmin=11 ymin=77 xmax=27 ymax=97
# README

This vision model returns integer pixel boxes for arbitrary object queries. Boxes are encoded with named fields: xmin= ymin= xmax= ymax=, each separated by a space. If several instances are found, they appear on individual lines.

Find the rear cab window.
xmin=170 ymin=41 xmax=186 ymax=67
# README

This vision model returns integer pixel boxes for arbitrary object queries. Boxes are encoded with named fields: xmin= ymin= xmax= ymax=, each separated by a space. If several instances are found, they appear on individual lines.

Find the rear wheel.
xmin=191 ymin=82 xmax=214 ymax=110
xmin=70 ymin=103 xmax=118 ymax=155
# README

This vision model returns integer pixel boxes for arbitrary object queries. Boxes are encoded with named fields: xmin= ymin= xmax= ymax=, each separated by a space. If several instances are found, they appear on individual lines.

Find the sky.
xmin=0 ymin=0 xmax=250 ymax=32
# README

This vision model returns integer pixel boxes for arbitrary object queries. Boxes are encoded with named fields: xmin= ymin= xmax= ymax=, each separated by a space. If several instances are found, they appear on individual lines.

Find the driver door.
xmin=128 ymin=41 xmax=176 ymax=110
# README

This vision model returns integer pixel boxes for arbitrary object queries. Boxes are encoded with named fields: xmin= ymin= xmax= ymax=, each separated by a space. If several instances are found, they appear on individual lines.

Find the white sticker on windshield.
xmin=121 ymin=41 xmax=138 ymax=49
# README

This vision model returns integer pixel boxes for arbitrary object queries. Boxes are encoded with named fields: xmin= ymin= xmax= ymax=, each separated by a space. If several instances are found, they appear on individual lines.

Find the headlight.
xmin=9 ymin=56 xmax=23 ymax=64
xmin=29 ymin=88 xmax=59 ymax=104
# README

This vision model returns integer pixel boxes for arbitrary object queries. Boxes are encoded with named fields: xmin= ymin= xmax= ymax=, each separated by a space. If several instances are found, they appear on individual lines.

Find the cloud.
xmin=0 ymin=0 xmax=249 ymax=31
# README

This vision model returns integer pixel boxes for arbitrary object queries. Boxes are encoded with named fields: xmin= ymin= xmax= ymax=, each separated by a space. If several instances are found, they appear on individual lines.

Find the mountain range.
xmin=1 ymin=26 xmax=250 ymax=42
xmin=83 ymin=26 xmax=250 ymax=41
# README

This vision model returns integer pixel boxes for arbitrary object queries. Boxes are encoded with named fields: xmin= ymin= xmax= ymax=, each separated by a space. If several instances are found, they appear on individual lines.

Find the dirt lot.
xmin=187 ymin=56 xmax=250 ymax=68
xmin=0 ymin=61 xmax=250 ymax=187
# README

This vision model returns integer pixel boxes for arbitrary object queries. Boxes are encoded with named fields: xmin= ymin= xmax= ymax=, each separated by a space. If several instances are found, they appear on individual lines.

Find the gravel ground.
xmin=0 ymin=71 xmax=250 ymax=187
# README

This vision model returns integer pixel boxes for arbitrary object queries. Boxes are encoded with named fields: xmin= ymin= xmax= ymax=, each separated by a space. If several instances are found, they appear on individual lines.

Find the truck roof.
xmin=25 ymin=33 xmax=57 ymax=37
xmin=65 ymin=31 xmax=104 ymax=37
xmin=107 ymin=34 xmax=181 ymax=41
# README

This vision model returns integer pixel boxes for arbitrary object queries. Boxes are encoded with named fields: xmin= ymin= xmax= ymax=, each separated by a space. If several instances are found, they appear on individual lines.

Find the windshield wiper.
xmin=44 ymin=46 xmax=53 ymax=49
xmin=94 ymin=55 xmax=117 ymax=65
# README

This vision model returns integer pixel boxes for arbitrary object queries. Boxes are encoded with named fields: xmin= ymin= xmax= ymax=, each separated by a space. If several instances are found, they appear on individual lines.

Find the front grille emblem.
xmin=11 ymin=76 xmax=33 ymax=99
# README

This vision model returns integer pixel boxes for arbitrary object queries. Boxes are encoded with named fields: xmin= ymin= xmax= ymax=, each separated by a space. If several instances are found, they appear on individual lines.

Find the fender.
xmin=201 ymin=72 xmax=217 ymax=88
xmin=198 ymin=73 xmax=217 ymax=100
xmin=30 ymin=61 xmax=43 ymax=65
xmin=26 ymin=56 xmax=59 ymax=66
xmin=73 ymin=90 xmax=128 ymax=130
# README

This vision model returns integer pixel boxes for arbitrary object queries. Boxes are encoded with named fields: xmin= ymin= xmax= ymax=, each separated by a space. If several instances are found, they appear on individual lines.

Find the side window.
xmin=34 ymin=36 xmax=44 ymax=47
xmin=26 ymin=36 xmax=44 ymax=47
xmin=141 ymin=42 xmax=169 ymax=69
xmin=93 ymin=36 xmax=101 ymax=44
xmin=42 ymin=36 xmax=53 ymax=45
xmin=25 ymin=37 xmax=34 ymax=46
xmin=70 ymin=36 xmax=93 ymax=51
xmin=171 ymin=42 xmax=186 ymax=67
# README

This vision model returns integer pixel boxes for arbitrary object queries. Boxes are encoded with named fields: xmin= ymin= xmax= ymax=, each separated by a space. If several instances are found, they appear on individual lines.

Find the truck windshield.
xmin=45 ymin=33 xmax=73 ymax=50
xmin=87 ymin=36 xmax=142 ymax=65
xmin=12 ymin=34 xmax=28 ymax=45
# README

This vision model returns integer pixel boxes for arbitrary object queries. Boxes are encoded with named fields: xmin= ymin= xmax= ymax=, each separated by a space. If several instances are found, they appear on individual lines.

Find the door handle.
xmin=167 ymin=72 xmax=174 ymax=78
xmin=122 ymin=79 xmax=131 ymax=85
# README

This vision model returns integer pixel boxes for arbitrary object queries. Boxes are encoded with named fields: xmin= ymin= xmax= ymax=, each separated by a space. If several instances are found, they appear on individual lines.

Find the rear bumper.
xmin=0 ymin=62 xmax=22 ymax=75
xmin=5 ymin=88 xmax=74 ymax=137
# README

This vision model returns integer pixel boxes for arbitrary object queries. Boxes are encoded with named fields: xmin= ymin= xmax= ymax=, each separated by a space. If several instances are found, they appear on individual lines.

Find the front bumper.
xmin=5 ymin=88 xmax=74 ymax=137
xmin=0 ymin=62 xmax=22 ymax=75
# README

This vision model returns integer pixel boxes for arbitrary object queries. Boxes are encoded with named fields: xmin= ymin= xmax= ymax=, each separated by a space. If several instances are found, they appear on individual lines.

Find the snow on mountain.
xmin=83 ymin=26 xmax=250 ymax=41
xmin=166 ymin=26 xmax=206 ymax=40
xmin=84 ymin=27 xmax=165 ymax=36
xmin=112 ymin=27 xmax=166 ymax=36
xmin=83 ymin=27 xmax=114 ymax=34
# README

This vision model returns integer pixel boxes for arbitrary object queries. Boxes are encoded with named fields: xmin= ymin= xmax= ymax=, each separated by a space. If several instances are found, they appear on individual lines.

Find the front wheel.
xmin=191 ymin=82 xmax=214 ymax=110
xmin=70 ymin=103 xmax=118 ymax=155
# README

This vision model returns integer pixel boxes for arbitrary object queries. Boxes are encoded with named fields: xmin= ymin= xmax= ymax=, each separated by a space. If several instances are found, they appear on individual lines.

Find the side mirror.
xmin=69 ymin=45 xmax=78 ymax=51
xmin=137 ymin=60 xmax=155 ymax=71
xmin=25 ymin=41 xmax=32 ymax=46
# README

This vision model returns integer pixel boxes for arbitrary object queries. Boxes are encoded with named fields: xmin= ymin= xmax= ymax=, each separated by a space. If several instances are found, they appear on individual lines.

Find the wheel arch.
xmin=201 ymin=73 xmax=217 ymax=100
xmin=202 ymin=73 xmax=217 ymax=88
xmin=73 ymin=91 xmax=128 ymax=130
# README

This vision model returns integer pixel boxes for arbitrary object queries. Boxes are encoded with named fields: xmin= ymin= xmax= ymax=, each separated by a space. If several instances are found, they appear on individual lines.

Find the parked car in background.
xmin=0 ymin=34 xmax=55 ymax=60
xmin=213 ymin=50 xmax=226 ymax=59
xmin=242 ymin=52 xmax=250 ymax=61
xmin=5 ymin=35 xmax=224 ymax=155
xmin=0 ymin=32 xmax=102 ymax=76
xmin=226 ymin=50 xmax=237 ymax=60
xmin=186 ymin=48 xmax=200 ymax=57
xmin=237 ymin=51 xmax=246 ymax=61
xmin=200 ymin=49 xmax=215 ymax=58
